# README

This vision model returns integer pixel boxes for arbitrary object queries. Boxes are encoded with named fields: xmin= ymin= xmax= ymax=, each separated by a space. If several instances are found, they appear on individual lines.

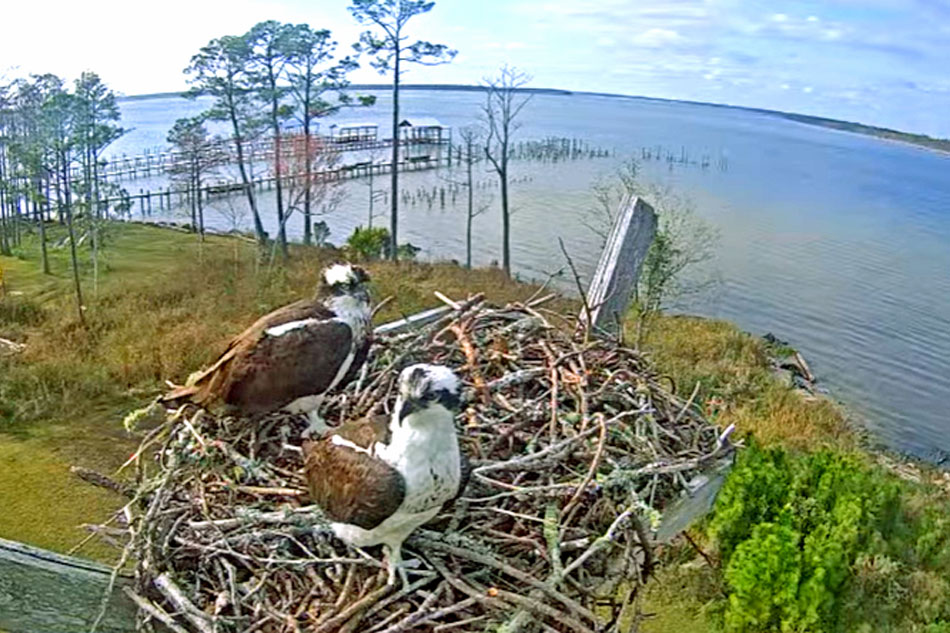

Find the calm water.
xmin=112 ymin=90 xmax=950 ymax=461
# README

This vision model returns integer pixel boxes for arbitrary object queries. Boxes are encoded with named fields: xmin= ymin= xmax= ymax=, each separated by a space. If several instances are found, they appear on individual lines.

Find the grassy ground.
xmin=633 ymin=314 xmax=950 ymax=633
xmin=3 ymin=222 xmax=948 ymax=632
xmin=0 ymin=222 xmax=564 ymax=559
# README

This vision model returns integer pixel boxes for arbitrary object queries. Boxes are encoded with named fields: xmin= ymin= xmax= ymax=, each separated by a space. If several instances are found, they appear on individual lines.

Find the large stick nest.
xmin=110 ymin=294 xmax=732 ymax=633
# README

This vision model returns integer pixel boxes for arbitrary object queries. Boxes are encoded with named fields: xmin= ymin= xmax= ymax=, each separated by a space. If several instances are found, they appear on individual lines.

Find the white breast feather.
xmin=330 ymin=405 xmax=460 ymax=549
xmin=324 ymin=264 xmax=357 ymax=286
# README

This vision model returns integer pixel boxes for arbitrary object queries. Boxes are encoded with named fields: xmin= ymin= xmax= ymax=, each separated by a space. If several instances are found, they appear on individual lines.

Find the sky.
xmin=2 ymin=0 xmax=949 ymax=137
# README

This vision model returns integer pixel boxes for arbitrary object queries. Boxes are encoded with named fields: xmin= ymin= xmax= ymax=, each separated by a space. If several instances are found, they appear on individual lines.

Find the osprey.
xmin=162 ymin=263 xmax=372 ymax=429
xmin=303 ymin=364 xmax=464 ymax=586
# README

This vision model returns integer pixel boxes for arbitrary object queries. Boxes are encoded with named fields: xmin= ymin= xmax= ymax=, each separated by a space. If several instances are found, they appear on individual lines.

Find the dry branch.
xmin=95 ymin=294 xmax=732 ymax=632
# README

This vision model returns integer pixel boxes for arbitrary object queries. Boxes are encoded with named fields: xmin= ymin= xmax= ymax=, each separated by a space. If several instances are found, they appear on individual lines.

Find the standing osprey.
xmin=162 ymin=263 xmax=372 ymax=428
xmin=303 ymin=364 xmax=464 ymax=586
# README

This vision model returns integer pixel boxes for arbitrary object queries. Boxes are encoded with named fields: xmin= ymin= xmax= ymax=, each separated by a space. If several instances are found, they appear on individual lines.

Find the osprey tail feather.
xmin=160 ymin=384 xmax=202 ymax=408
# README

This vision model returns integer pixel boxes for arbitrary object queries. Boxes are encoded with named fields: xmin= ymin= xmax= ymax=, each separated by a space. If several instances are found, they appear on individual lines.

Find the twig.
xmin=155 ymin=572 xmax=216 ymax=633
xmin=557 ymin=237 xmax=594 ymax=336
xmin=122 ymin=587 xmax=191 ymax=633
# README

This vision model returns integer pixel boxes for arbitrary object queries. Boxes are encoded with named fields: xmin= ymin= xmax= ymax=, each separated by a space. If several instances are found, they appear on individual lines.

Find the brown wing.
xmin=303 ymin=415 xmax=404 ymax=530
xmin=219 ymin=319 xmax=356 ymax=413
xmin=163 ymin=300 xmax=330 ymax=406
xmin=187 ymin=300 xmax=331 ymax=388
xmin=165 ymin=301 xmax=351 ymax=414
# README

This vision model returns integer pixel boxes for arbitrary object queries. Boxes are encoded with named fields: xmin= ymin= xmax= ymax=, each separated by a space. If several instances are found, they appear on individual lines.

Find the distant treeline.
xmin=117 ymin=83 xmax=573 ymax=102
xmin=120 ymin=85 xmax=950 ymax=155
xmin=771 ymin=112 xmax=950 ymax=153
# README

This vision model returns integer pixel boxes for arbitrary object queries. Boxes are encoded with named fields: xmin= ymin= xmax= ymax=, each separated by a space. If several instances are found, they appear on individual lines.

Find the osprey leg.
xmin=385 ymin=543 xmax=410 ymax=588
xmin=301 ymin=398 xmax=329 ymax=438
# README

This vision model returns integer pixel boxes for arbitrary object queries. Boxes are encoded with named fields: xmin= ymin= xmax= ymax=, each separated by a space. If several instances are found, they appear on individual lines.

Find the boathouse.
xmin=329 ymin=122 xmax=378 ymax=143
xmin=398 ymin=117 xmax=448 ymax=143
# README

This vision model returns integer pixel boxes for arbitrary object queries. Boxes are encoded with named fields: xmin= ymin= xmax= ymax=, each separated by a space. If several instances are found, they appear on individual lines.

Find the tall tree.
xmin=483 ymin=65 xmax=531 ymax=277
xmin=348 ymin=0 xmax=456 ymax=260
xmin=247 ymin=20 xmax=294 ymax=260
xmin=42 ymin=82 xmax=86 ymax=326
xmin=0 ymin=83 xmax=12 ymax=256
xmin=73 ymin=72 xmax=124 ymax=219
xmin=73 ymin=71 xmax=125 ymax=294
xmin=282 ymin=24 xmax=361 ymax=245
xmin=8 ymin=75 xmax=64 ymax=274
xmin=457 ymin=125 xmax=488 ymax=269
xmin=185 ymin=35 xmax=268 ymax=246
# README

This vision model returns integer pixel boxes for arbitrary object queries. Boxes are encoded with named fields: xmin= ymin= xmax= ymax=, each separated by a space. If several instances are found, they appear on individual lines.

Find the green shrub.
xmin=344 ymin=227 xmax=422 ymax=262
xmin=712 ymin=445 xmax=903 ymax=632
xmin=709 ymin=443 xmax=792 ymax=561
xmin=724 ymin=521 xmax=802 ymax=631
xmin=345 ymin=226 xmax=390 ymax=260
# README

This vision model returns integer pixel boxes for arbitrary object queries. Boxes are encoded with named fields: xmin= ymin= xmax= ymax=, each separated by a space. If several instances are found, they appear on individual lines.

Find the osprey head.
xmin=319 ymin=263 xmax=371 ymax=302
xmin=395 ymin=364 xmax=461 ymax=423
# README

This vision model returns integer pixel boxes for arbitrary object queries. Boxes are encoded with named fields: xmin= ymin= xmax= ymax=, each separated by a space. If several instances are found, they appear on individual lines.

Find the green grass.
xmin=633 ymin=315 xmax=950 ymax=633
xmin=637 ymin=314 xmax=853 ymax=450
xmin=0 ymin=221 xmax=568 ymax=558
xmin=3 ymin=221 xmax=948 ymax=633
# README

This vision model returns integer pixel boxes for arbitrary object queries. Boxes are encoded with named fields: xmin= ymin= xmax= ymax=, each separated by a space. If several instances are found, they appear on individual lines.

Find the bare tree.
xmin=167 ymin=116 xmax=223 ymax=238
xmin=360 ymin=145 xmax=387 ymax=229
xmin=348 ymin=0 xmax=456 ymax=260
xmin=584 ymin=158 xmax=641 ymax=244
xmin=482 ymin=65 xmax=531 ymax=276
xmin=278 ymin=131 xmax=343 ymax=243
xmin=456 ymin=125 xmax=490 ymax=268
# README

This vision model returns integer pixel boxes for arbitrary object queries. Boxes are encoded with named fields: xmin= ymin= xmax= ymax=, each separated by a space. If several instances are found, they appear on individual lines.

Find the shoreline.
xmin=117 ymin=84 xmax=950 ymax=157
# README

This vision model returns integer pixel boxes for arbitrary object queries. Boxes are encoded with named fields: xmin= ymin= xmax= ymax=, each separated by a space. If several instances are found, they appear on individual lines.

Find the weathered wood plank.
xmin=0 ymin=537 xmax=137 ymax=633
xmin=373 ymin=305 xmax=452 ymax=336
xmin=584 ymin=195 xmax=658 ymax=335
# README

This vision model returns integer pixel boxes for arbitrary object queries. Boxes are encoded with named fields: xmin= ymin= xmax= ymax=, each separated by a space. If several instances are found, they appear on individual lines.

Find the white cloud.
xmin=631 ymin=28 xmax=685 ymax=47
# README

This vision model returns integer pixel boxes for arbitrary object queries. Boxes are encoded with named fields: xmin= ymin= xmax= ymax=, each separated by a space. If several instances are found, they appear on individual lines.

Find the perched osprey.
xmin=303 ymin=364 xmax=464 ymax=586
xmin=162 ymin=263 xmax=372 ymax=429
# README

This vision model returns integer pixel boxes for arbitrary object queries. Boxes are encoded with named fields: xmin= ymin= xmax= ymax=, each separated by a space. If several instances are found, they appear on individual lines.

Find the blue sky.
xmin=3 ymin=0 xmax=949 ymax=136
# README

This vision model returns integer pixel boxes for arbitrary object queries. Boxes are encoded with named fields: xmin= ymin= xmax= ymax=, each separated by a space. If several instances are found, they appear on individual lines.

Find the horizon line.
xmin=117 ymin=82 xmax=949 ymax=145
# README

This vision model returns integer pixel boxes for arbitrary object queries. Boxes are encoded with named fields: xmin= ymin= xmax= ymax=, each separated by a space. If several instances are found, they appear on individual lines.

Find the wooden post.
xmin=584 ymin=195 xmax=657 ymax=335
xmin=0 ymin=538 xmax=137 ymax=632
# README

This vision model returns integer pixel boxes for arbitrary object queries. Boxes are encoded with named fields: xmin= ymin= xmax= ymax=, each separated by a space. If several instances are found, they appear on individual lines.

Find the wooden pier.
xmin=88 ymin=136 xmax=450 ymax=184
xmin=98 ymin=153 xmax=453 ymax=219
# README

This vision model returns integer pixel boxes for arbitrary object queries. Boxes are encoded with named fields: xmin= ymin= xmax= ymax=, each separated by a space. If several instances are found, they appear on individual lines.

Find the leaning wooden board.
xmin=585 ymin=194 xmax=658 ymax=334
xmin=0 ymin=537 xmax=137 ymax=633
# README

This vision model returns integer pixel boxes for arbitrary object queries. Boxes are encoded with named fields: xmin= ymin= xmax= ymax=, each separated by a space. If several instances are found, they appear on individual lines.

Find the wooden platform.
xmin=0 ymin=538 xmax=136 ymax=633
